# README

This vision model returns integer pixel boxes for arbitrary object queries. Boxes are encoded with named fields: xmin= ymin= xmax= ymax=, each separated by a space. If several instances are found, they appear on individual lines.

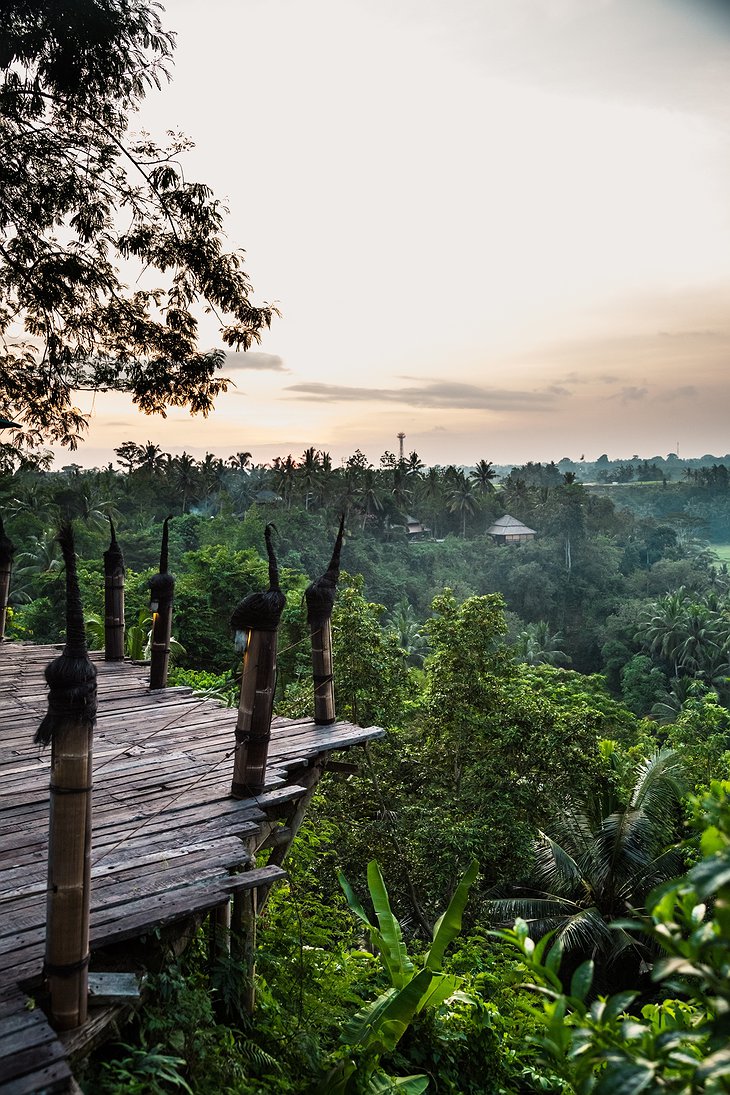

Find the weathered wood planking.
xmin=0 ymin=643 xmax=384 ymax=1093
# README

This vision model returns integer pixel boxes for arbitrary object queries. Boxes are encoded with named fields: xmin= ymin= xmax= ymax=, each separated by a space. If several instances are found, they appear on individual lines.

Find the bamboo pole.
xmin=231 ymin=628 xmax=279 ymax=796
xmin=230 ymin=525 xmax=285 ymax=798
xmin=35 ymin=524 xmax=97 ymax=1030
xmin=0 ymin=517 xmax=14 ymax=643
xmin=103 ymin=519 xmax=125 ymax=661
xmin=209 ymin=900 xmax=232 ymax=964
xmin=310 ymin=619 xmax=335 ymax=725
xmin=149 ymin=517 xmax=174 ymax=690
xmin=304 ymin=515 xmax=345 ymax=725
xmin=232 ymin=881 xmax=257 ymax=1014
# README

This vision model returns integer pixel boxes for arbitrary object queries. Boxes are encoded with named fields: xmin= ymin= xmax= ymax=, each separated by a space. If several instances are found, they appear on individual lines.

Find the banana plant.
xmin=84 ymin=608 xmax=186 ymax=663
xmin=322 ymin=858 xmax=479 ymax=1094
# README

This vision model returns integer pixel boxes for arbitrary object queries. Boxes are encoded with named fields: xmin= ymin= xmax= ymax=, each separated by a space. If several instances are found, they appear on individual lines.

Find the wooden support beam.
xmin=257 ymin=758 xmax=326 ymax=911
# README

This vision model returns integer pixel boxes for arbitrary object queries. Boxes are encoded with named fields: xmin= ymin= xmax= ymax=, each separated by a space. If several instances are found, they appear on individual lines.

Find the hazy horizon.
xmin=47 ymin=0 xmax=730 ymax=470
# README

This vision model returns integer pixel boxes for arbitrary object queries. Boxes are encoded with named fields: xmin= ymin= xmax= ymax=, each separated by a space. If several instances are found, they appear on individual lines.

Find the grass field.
xmin=711 ymin=544 xmax=730 ymax=563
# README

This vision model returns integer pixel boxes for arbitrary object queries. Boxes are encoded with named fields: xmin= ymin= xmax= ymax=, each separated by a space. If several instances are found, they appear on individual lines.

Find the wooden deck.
xmin=0 ymin=643 xmax=384 ymax=1094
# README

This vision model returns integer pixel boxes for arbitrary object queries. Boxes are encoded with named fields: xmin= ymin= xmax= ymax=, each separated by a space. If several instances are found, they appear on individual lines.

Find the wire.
xmin=90 ymin=737 xmax=270 ymax=867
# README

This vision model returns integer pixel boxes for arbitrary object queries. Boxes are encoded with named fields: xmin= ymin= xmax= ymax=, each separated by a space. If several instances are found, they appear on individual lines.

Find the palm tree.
xmin=447 ymin=471 xmax=477 ymax=538
xmin=489 ymin=748 xmax=685 ymax=989
xmin=417 ymin=466 xmax=444 ymax=538
xmin=228 ymin=451 xmax=252 ymax=471
xmin=138 ymin=441 xmax=167 ymax=477
xmin=638 ymin=589 xmax=692 ymax=677
xmin=272 ymin=454 xmax=297 ymax=509
xmin=167 ymin=452 xmax=199 ymax=513
xmin=14 ymin=531 xmax=64 ymax=577
xmin=298 ymin=447 xmax=320 ymax=511
xmin=356 ymin=469 xmax=385 ymax=530
xmin=514 ymin=621 xmax=571 ymax=667
xmin=387 ymin=598 xmax=428 ymax=665
xmin=470 ymin=459 xmax=497 ymax=495
xmin=405 ymin=450 xmax=425 ymax=478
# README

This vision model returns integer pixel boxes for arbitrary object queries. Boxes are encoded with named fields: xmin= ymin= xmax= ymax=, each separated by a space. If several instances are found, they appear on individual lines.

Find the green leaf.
xmin=602 ymin=991 xmax=638 ymax=1023
xmin=342 ymin=970 xmax=433 ymax=1053
xmin=688 ymin=853 xmax=730 ymax=899
xmin=366 ymin=861 xmax=415 ymax=989
xmin=366 ymin=1071 xmax=430 ymax=1094
xmin=338 ymin=869 xmax=376 ymax=932
xmin=544 ymin=935 xmax=564 ymax=975
xmin=569 ymin=960 xmax=594 ymax=1002
xmin=415 ymin=973 xmax=461 ymax=1015
xmin=697 ymin=1046 xmax=730 ymax=1082
xmin=425 ymin=859 xmax=479 ymax=971
xmin=595 ymin=1062 xmax=655 ymax=1095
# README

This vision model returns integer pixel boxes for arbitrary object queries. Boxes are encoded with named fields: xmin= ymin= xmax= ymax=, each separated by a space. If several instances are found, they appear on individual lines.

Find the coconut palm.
xmin=355 ymin=469 xmax=385 ymax=530
xmin=138 ymin=441 xmax=167 ymax=478
xmin=514 ymin=621 xmax=571 ymax=667
xmin=297 ymin=447 xmax=321 ymax=511
xmin=387 ymin=598 xmax=428 ymax=665
xmin=227 ymin=451 xmax=252 ymax=471
xmin=446 ymin=471 xmax=477 ymax=538
xmin=470 ymin=459 xmax=497 ymax=496
xmin=638 ymin=588 xmax=692 ymax=676
xmin=272 ymin=454 xmax=297 ymax=509
xmin=167 ymin=452 xmax=199 ymax=513
xmin=489 ymin=748 xmax=685 ymax=987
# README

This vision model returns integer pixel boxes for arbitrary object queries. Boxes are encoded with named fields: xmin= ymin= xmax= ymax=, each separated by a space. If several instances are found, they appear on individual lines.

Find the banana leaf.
xmin=366 ymin=861 xmax=415 ymax=988
xmin=366 ymin=1070 xmax=429 ymax=1093
xmin=425 ymin=858 xmax=479 ymax=971
xmin=341 ymin=969 xmax=432 ymax=1053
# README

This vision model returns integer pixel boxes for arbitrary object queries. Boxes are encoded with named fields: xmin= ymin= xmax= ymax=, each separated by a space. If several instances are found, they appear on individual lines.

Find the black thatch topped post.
xmin=0 ymin=517 xmax=15 ymax=642
xmin=230 ymin=524 xmax=286 ymax=798
xmin=35 ymin=524 xmax=97 ymax=1031
xmin=149 ymin=517 xmax=174 ymax=689
xmin=103 ymin=518 xmax=125 ymax=661
xmin=304 ymin=514 xmax=345 ymax=725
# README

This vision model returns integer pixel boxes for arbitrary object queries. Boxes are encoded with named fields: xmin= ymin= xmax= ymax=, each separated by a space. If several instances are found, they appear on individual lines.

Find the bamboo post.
xmin=304 ymin=514 xmax=345 ymax=725
xmin=209 ymin=900 xmax=232 ymax=964
xmin=230 ymin=525 xmax=285 ymax=797
xmin=0 ymin=517 xmax=15 ymax=642
xmin=232 ymin=872 xmax=258 ymax=1014
xmin=103 ymin=518 xmax=125 ymax=660
xmin=149 ymin=517 xmax=174 ymax=690
xmin=35 ymin=524 xmax=97 ymax=1030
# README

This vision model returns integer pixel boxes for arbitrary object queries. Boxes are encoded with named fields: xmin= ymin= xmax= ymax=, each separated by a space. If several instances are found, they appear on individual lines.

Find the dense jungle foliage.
xmin=3 ymin=447 xmax=730 ymax=1093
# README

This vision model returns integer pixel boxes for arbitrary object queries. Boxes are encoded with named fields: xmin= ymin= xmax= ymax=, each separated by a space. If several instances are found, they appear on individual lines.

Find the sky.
xmin=67 ymin=0 xmax=730 ymax=469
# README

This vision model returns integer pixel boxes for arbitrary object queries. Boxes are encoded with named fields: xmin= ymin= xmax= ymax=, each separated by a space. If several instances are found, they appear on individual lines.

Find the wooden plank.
xmin=0 ymin=1039 xmax=70 ymax=1087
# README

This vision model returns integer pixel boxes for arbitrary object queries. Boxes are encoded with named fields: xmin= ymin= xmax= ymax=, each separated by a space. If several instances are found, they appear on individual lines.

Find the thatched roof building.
xmin=486 ymin=514 xmax=536 ymax=544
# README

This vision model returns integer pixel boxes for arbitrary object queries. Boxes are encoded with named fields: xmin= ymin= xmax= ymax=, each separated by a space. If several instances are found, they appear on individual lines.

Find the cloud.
xmin=224 ymin=351 xmax=287 ymax=372
xmin=658 ymin=330 xmax=723 ymax=340
xmin=557 ymin=371 xmax=620 ymax=386
xmin=656 ymin=385 xmax=699 ymax=402
xmin=284 ymin=380 xmax=560 ymax=412
xmin=617 ymin=386 xmax=648 ymax=402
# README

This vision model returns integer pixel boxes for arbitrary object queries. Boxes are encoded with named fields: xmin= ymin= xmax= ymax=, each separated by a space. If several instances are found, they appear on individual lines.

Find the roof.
xmin=486 ymin=514 xmax=537 ymax=536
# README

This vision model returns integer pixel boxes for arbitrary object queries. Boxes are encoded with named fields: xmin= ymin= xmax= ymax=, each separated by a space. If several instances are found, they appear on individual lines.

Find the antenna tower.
xmin=397 ymin=432 xmax=405 ymax=463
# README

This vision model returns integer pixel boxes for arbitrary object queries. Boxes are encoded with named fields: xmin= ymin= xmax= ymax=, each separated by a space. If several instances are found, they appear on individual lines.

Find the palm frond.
xmin=558 ymin=907 xmax=614 ymax=958
xmin=592 ymin=809 xmax=657 ymax=900
xmin=531 ymin=830 xmax=585 ymax=896
xmin=550 ymin=805 xmax=596 ymax=862
xmin=617 ymin=845 xmax=685 ymax=906
xmin=630 ymin=749 xmax=685 ymax=824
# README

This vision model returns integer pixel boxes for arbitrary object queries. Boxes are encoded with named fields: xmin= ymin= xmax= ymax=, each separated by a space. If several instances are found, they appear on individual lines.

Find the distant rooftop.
xmin=486 ymin=514 xmax=537 ymax=537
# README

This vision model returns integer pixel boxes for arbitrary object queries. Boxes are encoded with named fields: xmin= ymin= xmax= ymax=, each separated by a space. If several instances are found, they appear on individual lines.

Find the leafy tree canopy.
xmin=0 ymin=0 xmax=276 ymax=449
